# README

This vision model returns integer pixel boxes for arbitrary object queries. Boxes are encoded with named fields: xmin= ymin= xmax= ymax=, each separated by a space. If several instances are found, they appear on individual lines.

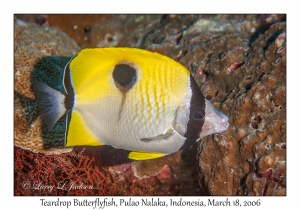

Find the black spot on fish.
xmin=113 ymin=63 xmax=137 ymax=93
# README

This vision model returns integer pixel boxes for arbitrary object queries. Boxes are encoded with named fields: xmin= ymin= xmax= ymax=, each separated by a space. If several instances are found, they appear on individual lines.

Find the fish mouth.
xmin=200 ymin=117 xmax=229 ymax=138
xmin=199 ymin=99 xmax=230 ymax=138
xmin=216 ymin=121 xmax=230 ymax=133
xmin=216 ymin=114 xmax=230 ymax=132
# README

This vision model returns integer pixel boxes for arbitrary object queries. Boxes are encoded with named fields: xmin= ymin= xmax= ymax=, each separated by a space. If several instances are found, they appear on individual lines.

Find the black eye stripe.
xmin=182 ymin=75 xmax=205 ymax=145
xmin=112 ymin=63 xmax=137 ymax=93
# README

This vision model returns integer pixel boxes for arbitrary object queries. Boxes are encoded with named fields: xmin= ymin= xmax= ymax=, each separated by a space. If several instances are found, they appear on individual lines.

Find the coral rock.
xmin=14 ymin=18 xmax=80 ymax=154
xmin=196 ymin=22 xmax=286 ymax=195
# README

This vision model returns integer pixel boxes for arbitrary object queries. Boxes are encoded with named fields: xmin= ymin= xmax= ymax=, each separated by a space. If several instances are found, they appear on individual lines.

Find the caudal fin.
xmin=32 ymin=81 xmax=66 ymax=131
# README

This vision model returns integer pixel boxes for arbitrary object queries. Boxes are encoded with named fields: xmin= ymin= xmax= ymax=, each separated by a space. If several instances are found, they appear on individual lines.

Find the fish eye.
xmin=193 ymin=112 xmax=204 ymax=121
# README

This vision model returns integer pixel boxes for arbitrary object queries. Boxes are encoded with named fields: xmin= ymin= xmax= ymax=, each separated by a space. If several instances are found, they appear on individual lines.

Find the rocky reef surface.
xmin=14 ymin=14 xmax=286 ymax=195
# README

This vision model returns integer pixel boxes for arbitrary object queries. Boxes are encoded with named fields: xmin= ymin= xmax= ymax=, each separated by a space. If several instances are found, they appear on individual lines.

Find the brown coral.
xmin=195 ymin=23 xmax=286 ymax=195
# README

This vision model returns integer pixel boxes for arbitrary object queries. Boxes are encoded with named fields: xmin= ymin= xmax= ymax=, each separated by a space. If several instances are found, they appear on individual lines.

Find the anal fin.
xmin=66 ymin=110 xmax=103 ymax=147
xmin=128 ymin=151 xmax=166 ymax=160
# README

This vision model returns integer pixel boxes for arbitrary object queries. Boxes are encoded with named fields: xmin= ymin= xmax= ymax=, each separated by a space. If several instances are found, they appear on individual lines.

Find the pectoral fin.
xmin=141 ymin=128 xmax=175 ymax=142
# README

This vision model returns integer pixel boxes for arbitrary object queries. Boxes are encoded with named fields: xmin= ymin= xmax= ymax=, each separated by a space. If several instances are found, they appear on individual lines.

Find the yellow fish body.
xmin=33 ymin=48 xmax=229 ymax=160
